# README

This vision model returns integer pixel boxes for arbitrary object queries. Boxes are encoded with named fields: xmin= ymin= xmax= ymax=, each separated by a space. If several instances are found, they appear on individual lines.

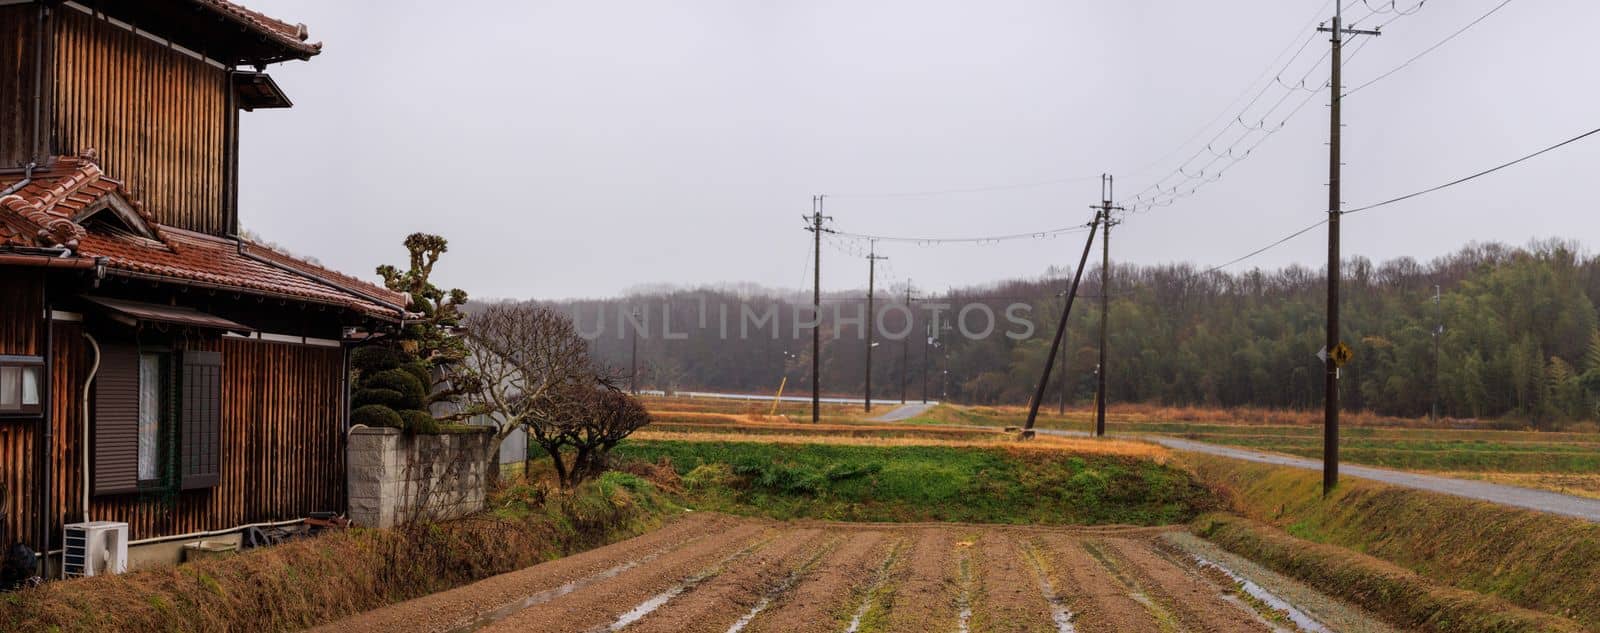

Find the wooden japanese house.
xmin=0 ymin=0 xmax=406 ymax=572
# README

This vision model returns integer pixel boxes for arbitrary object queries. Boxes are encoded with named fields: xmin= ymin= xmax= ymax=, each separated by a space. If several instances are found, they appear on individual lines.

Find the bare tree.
xmin=461 ymin=302 xmax=592 ymax=489
xmin=521 ymin=376 xmax=652 ymax=489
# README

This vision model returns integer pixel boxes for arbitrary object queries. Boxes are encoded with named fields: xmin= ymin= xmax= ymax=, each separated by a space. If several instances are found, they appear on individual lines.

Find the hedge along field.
xmin=614 ymin=440 xmax=1218 ymax=525
xmin=1188 ymin=454 xmax=1600 ymax=629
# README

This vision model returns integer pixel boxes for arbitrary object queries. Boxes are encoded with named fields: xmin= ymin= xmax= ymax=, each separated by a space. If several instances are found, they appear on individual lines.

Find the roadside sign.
xmin=1330 ymin=342 xmax=1353 ymax=367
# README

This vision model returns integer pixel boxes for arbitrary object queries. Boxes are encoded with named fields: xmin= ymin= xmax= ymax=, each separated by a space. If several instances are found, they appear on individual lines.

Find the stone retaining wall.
xmin=347 ymin=426 xmax=494 ymax=528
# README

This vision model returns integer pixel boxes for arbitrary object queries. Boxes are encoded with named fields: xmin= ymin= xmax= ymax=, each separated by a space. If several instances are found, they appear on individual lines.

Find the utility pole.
xmin=630 ymin=307 xmax=640 ymax=395
xmin=1058 ymin=290 xmax=1070 ymax=416
xmin=1093 ymin=174 xmax=1124 ymax=438
xmin=1317 ymin=8 xmax=1380 ymax=495
xmin=902 ymin=281 xmax=912 ymax=404
xmin=922 ymin=321 xmax=931 ymax=403
xmin=804 ymin=196 xmax=831 ymax=423
xmin=865 ymin=242 xmax=887 ymax=413
xmin=1440 ymin=284 xmax=1452 ymax=422
xmin=1024 ymin=218 xmax=1101 ymax=431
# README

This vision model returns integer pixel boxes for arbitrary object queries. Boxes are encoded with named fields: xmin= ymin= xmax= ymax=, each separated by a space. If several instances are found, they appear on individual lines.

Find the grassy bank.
xmin=1192 ymin=514 xmax=1586 ymax=633
xmin=1188 ymin=454 xmax=1600 ymax=629
xmin=0 ymin=472 xmax=676 ymax=633
xmin=616 ymin=440 xmax=1216 ymax=525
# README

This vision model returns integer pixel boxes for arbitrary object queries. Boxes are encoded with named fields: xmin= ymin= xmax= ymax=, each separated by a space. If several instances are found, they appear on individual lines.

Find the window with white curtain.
xmin=138 ymin=353 xmax=163 ymax=482
xmin=0 ymin=356 xmax=44 ymax=416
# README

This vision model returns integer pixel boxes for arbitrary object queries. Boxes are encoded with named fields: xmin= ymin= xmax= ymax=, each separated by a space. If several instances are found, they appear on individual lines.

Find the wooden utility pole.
xmin=1024 ymin=216 xmax=1101 ymax=431
xmin=1093 ymin=175 xmax=1123 ymax=438
xmin=630 ymin=307 xmax=640 ymax=395
xmin=804 ymin=196 xmax=830 ymax=423
xmin=865 ymin=242 xmax=887 ymax=412
xmin=1317 ymin=8 xmax=1380 ymax=495
xmin=902 ymin=281 xmax=912 ymax=404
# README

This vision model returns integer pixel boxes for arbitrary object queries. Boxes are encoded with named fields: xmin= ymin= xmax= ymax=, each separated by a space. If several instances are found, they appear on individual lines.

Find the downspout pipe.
xmin=80 ymin=333 xmax=99 ymax=533
xmin=31 ymin=3 xmax=45 ymax=164
xmin=37 ymin=285 xmax=52 ymax=577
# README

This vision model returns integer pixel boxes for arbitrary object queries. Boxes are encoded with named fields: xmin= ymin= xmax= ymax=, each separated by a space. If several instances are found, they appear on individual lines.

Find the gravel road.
xmin=872 ymin=402 xmax=936 ymax=421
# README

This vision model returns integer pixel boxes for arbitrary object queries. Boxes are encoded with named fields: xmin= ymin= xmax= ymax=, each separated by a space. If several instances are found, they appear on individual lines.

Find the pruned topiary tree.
xmin=351 ymin=233 xmax=480 ymax=434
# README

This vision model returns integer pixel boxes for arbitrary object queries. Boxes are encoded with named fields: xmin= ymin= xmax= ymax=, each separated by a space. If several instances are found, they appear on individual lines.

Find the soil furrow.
xmin=744 ymin=529 xmax=894 ymax=633
xmin=622 ymin=528 xmax=832 ymax=633
xmin=477 ymin=522 xmax=775 ymax=633
xmin=1031 ymin=534 xmax=1164 ymax=633
xmin=307 ymin=513 xmax=741 ymax=633
xmin=1101 ymin=537 xmax=1274 ymax=633
xmin=877 ymin=528 xmax=966 ymax=633
xmin=970 ymin=530 xmax=1059 ymax=632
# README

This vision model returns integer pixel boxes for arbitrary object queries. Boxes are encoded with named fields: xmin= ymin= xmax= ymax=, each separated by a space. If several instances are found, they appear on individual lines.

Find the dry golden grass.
xmin=630 ymin=428 xmax=1171 ymax=462
xmin=966 ymin=402 xmax=1452 ymax=429
xmin=1437 ymin=471 xmax=1600 ymax=500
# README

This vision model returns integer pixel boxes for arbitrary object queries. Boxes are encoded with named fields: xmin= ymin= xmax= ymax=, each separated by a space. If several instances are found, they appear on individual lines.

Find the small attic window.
xmin=233 ymin=71 xmax=293 ymax=111
xmin=0 ymin=355 xmax=44 ymax=417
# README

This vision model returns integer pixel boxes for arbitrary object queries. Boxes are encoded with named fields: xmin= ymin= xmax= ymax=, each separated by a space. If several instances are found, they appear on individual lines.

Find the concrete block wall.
xmin=347 ymin=426 xmax=494 ymax=528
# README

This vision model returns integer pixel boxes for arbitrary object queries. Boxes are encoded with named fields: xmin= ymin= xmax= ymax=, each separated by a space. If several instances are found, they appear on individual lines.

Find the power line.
xmin=1344 ymin=124 xmax=1600 ymax=215
xmin=825 ymin=174 xmax=1104 ymax=200
xmin=1345 ymin=0 xmax=1512 ymax=97
xmin=829 ymin=223 xmax=1094 ymax=245
xmin=1206 ymin=123 xmax=1600 ymax=271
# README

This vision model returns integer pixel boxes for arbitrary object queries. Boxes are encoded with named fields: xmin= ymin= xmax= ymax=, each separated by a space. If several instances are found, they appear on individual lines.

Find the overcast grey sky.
xmin=237 ymin=0 xmax=1599 ymax=300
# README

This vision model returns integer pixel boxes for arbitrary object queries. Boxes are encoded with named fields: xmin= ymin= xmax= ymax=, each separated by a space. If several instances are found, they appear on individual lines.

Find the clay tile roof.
xmin=0 ymin=153 xmax=403 ymax=319
xmin=192 ymin=0 xmax=322 ymax=58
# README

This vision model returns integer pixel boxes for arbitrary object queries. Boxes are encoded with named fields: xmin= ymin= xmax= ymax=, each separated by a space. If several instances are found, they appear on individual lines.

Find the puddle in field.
xmin=1189 ymin=554 xmax=1332 ymax=633
xmin=1019 ymin=543 xmax=1076 ymax=633
xmin=955 ymin=544 xmax=975 ymax=633
xmin=599 ymin=537 xmax=773 ymax=632
xmin=724 ymin=596 xmax=770 ymax=633
xmin=844 ymin=539 xmax=907 ymax=633
xmin=450 ymin=556 xmax=654 ymax=633
xmin=726 ymin=537 xmax=838 ymax=633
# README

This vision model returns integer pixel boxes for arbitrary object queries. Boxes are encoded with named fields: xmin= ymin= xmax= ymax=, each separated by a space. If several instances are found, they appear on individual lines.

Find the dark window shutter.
xmin=180 ymin=350 xmax=222 ymax=490
xmin=92 ymin=343 xmax=140 ymax=495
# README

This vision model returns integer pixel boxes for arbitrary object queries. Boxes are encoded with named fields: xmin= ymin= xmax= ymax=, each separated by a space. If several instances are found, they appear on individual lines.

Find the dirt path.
xmin=874 ymin=402 xmax=936 ymax=421
xmin=312 ymin=517 xmax=1386 ymax=633
xmin=1039 ymin=430 xmax=1600 ymax=522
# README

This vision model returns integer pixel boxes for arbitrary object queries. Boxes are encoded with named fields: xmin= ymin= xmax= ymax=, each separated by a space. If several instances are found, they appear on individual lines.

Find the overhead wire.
xmin=1345 ymin=0 xmax=1512 ymax=97
xmin=1205 ymin=124 xmax=1600 ymax=272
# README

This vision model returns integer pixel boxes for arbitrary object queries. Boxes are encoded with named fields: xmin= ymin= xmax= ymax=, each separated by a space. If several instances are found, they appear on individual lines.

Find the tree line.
xmin=549 ymin=240 xmax=1600 ymax=429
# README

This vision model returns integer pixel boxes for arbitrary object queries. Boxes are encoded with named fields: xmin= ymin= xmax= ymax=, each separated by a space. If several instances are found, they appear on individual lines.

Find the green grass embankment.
xmin=1188 ymin=454 xmax=1600 ymax=630
xmin=615 ymin=440 xmax=1217 ymax=525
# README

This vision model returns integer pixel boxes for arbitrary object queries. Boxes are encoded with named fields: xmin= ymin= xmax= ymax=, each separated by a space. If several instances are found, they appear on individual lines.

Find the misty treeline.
xmin=545 ymin=240 xmax=1600 ymax=428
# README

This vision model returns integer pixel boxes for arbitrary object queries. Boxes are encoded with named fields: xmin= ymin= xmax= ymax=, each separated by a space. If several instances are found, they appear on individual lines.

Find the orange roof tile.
xmin=0 ymin=153 xmax=403 ymax=319
xmin=192 ymin=0 xmax=322 ymax=58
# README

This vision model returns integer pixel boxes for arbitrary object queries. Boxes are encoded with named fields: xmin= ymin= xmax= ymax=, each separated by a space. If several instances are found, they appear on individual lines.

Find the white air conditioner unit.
xmin=62 ymin=521 xmax=129 ymax=578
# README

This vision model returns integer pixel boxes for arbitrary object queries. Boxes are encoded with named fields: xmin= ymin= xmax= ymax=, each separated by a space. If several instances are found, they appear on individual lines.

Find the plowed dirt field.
xmin=312 ymin=513 xmax=1367 ymax=632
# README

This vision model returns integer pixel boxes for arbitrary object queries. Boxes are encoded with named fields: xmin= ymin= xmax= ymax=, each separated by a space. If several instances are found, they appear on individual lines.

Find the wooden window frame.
xmin=0 ymin=355 xmax=46 ymax=419
xmin=94 ymin=342 xmax=224 ymax=495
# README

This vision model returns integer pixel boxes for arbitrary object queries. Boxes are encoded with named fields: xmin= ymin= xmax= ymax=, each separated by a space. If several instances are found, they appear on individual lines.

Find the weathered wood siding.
xmin=41 ymin=331 xmax=345 ymax=547
xmin=50 ymin=7 xmax=227 ymax=234
xmin=0 ymin=273 xmax=44 ymax=547
xmin=0 ymin=4 xmax=42 ymax=167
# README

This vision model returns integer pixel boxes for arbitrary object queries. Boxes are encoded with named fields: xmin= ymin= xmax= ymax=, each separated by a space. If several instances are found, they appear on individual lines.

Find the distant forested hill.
xmin=529 ymin=240 xmax=1600 ymax=428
